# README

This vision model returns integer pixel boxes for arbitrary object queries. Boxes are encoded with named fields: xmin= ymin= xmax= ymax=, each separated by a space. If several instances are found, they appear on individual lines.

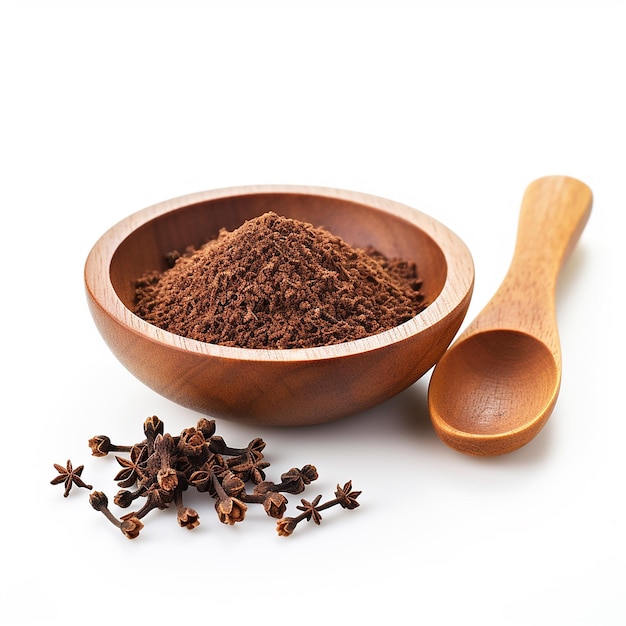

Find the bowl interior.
xmin=109 ymin=192 xmax=448 ymax=316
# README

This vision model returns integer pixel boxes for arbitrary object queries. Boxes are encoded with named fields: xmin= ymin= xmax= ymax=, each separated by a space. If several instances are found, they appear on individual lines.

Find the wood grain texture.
xmin=84 ymin=185 xmax=474 ymax=426
xmin=428 ymin=176 xmax=593 ymax=455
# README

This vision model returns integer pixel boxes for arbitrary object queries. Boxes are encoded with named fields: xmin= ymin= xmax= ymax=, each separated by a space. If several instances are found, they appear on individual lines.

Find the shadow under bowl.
xmin=84 ymin=185 xmax=474 ymax=426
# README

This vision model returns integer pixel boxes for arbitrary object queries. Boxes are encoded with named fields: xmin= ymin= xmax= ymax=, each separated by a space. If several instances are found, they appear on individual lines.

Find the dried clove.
xmin=88 ymin=435 xmax=132 ymax=458
xmin=89 ymin=491 xmax=144 ymax=539
xmin=276 ymin=481 xmax=362 ymax=537
xmin=52 ymin=415 xmax=361 ymax=539
xmin=50 ymin=460 xmax=93 ymax=497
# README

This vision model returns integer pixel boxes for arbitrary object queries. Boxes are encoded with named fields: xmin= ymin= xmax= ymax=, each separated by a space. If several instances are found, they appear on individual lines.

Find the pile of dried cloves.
xmin=51 ymin=415 xmax=361 ymax=539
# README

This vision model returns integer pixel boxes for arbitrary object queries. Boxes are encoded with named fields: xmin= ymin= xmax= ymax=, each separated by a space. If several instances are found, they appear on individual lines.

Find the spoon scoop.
xmin=428 ymin=176 xmax=592 ymax=456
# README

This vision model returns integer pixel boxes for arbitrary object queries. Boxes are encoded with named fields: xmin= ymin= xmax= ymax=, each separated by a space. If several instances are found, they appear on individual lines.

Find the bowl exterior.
xmin=85 ymin=288 xmax=471 ymax=426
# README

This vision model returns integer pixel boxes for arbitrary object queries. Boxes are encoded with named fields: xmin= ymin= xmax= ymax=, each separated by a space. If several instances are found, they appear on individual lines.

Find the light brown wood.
xmin=428 ymin=176 xmax=592 ymax=455
xmin=85 ymin=185 xmax=474 ymax=426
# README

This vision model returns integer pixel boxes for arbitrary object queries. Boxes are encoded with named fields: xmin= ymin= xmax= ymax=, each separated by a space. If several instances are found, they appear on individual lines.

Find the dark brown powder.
xmin=134 ymin=211 xmax=426 ymax=349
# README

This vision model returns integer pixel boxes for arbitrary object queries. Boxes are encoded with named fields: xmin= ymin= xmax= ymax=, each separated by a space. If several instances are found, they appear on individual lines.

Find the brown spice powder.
xmin=134 ymin=212 xmax=426 ymax=349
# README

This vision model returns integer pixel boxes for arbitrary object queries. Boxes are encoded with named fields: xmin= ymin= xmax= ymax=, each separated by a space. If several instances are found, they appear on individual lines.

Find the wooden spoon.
xmin=428 ymin=176 xmax=592 ymax=456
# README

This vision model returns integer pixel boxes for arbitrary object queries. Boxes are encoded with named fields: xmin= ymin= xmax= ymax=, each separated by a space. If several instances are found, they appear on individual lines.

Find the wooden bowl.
xmin=84 ymin=185 xmax=474 ymax=426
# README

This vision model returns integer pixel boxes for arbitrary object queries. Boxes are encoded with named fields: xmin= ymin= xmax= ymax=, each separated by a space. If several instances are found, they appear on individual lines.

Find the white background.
xmin=2 ymin=1 xmax=624 ymax=625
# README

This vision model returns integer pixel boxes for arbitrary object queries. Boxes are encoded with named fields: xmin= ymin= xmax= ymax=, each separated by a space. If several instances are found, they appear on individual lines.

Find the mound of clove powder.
xmin=133 ymin=211 xmax=426 ymax=349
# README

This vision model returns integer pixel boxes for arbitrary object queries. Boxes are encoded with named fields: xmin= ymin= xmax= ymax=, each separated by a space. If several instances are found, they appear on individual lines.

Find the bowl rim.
xmin=85 ymin=184 xmax=474 ymax=362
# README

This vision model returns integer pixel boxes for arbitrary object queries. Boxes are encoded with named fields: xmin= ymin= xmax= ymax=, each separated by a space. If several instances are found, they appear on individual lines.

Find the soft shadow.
xmin=264 ymin=376 xmax=434 ymax=449
xmin=260 ymin=372 xmax=558 ymax=468
xmin=390 ymin=377 xmax=444 ymax=444
xmin=286 ymin=372 xmax=450 ymax=454
xmin=350 ymin=375 xmax=556 ymax=466
xmin=556 ymin=243 xmax=591 ymax=304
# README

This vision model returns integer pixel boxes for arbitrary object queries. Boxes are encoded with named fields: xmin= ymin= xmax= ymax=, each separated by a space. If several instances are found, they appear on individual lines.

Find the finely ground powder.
xmin=134 ymin=212 xmax=426 ymax=349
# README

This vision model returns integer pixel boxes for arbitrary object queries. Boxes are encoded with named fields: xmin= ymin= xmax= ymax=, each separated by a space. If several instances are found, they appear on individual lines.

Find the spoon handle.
xmin=467 ymin=176 xmax=592 ymax=347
